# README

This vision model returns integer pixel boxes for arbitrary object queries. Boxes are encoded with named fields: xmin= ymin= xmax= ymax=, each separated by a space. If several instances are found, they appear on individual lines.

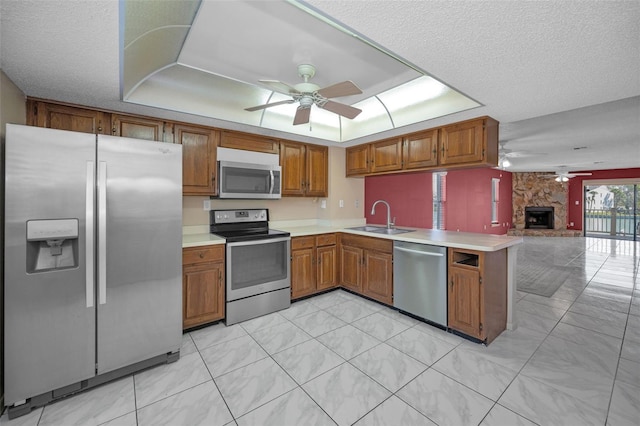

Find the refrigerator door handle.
xmin=85 ymin=161 xmax=95 ymax=308
xmin=98 ymin=161 xmax=107 ymax=305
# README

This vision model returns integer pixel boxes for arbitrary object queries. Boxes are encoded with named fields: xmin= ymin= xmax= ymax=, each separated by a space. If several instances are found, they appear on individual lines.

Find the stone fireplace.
xmin=525 ymin=206 xmax=554 ymax=229
xmin=509 ymin=172 xmax=581 ymax=237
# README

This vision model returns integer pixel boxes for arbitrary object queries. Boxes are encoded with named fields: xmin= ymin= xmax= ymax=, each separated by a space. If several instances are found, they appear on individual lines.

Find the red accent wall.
xmin=365 ymin=172 xmax=433 ymax=228
xmin=445 ymin=168 xmax=513 ymax=234
xmin=364 ymin=168 xmax=513 ymax=234
xmin=567 ymin=168 xmax=640 ymax=230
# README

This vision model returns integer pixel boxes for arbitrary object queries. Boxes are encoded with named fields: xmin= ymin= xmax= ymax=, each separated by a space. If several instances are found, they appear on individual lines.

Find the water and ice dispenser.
xmin=26 ymin=219 xmax=79 ymax=273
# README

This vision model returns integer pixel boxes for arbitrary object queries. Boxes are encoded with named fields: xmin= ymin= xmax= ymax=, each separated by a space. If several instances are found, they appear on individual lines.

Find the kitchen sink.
xmin=347 ymin=225 xmax=415 ymax=235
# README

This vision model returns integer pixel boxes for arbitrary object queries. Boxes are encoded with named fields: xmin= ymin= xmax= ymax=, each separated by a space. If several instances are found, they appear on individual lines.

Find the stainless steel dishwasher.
xmin=393 ymin=241 xmax=447 ymax=326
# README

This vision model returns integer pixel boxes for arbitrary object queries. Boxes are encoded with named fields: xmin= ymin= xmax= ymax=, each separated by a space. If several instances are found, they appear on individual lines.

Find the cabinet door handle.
xmin=450 ymin=279 xmax=454 ymax=289
xmin=199 ymin=252 xmax=205 ymax=259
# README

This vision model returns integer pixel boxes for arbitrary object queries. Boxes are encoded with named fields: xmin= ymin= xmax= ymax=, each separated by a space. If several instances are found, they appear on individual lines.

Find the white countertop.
xmin=183 ymin=222 xmax=523 ymax=251
xmin=182 ymin=233 xmax=225 ymax=248
xmin=282 ymin=225 xmax=522 ymax=252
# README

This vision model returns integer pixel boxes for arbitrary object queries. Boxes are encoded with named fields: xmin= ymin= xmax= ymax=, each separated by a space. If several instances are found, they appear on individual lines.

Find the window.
xmin=491 ymin=178 xmax=500 ymax=224
xmin=432 ymin=172 xmax=446 ymax=229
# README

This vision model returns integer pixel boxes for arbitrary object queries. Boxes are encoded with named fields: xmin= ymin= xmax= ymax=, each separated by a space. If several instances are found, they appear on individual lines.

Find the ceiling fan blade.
xmin=317 ymin=80 xmax=363 ymax=98
xmin=293 ymin=107 xmax=311 ymax=125
xmin=245 ymin=99 xmax=295 ymax=112
xmin=320 ymin=100 xmax=362 ymax=119
xmin=259 ymin=80 xmax=300 ymax=95
xmin=567 ymin=172 xmax=593 ymax=176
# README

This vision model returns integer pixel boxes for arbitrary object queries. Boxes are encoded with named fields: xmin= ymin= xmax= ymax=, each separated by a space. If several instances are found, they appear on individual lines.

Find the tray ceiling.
xmin=1 ymin=0 xmax=638 ymax=172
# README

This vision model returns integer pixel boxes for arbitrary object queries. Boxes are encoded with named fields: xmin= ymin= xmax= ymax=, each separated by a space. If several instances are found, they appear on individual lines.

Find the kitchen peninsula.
xmin=183 ymin=223 xmax=523 ymax=343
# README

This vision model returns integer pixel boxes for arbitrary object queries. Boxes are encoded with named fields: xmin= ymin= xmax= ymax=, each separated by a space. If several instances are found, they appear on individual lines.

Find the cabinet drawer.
xmin=339 ymin=233 xmax=393 ymax=253
xmin=183 ymin=245 xmax=224 ymax=265
xmin=316 ymin=233 xmax=336 ymax=247
xmin=291 ymin=236 xmax=315 ymax=250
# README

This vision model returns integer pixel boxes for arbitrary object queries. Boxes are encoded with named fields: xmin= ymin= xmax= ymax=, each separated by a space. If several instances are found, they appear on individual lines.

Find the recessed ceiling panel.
xmin=178 ymin=0 xmax=418 ymax=97
xmin=123 ymin=0 xmax=483 ymax=142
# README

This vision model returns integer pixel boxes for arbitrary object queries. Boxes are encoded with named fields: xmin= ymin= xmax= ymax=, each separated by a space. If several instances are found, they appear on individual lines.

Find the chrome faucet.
xmin=371 ymin=200 xmax=395 ymax=229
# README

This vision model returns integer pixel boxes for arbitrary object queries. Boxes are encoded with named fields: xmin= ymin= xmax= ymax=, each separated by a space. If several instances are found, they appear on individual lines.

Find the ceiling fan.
xmin=540 ymin=171 xmax=593 ymax=182
xmin=498 ymin=141 xmax=544 ymax=168
xmin=245 ymin=64 xmax=363 ymax=126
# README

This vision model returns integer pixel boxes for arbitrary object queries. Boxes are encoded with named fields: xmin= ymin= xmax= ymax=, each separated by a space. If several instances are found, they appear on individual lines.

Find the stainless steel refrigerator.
xmin=4 ymin=124 xmax=182 ymax=417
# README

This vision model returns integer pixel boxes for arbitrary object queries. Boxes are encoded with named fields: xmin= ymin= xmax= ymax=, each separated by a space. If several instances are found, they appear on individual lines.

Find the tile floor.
xmin=2 ymin=237 xmax=639 ymax=426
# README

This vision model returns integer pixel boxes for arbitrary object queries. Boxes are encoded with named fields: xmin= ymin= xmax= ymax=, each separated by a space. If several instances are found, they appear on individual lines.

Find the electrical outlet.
xmin=339 ymin=200 xmax=344 ymax=208
xmin=203 ymin=200 xmax=211 ymax=210
xmin=320 ymin=200 xmax=327 ymax=209
xmin=355 ymin=199 xmax=359 ymax=208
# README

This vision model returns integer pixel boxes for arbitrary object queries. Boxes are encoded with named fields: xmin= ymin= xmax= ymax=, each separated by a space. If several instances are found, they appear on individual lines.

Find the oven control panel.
xmin=211 ymin=209 xmax=268 ymax=224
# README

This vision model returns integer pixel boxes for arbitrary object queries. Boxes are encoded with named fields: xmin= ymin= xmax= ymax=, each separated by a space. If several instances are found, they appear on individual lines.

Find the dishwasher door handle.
xmin=394 ymin=246 xmax=445 ymax=257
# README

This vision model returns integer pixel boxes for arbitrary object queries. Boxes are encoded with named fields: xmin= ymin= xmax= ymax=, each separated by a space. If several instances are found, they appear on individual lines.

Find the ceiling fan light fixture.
xmin=555 ymin=176 xmax=569 ymax=182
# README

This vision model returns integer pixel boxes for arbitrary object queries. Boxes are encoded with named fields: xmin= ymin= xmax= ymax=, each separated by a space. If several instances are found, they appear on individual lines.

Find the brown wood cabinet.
xmin=338 ymin=233 xmax=393 ymax=305
xmin=220 ymin=130 xmax=279 ymax=154
xmin=280 ymin=141 xmax=328 ymax=197
xmin=345 ymin=138 xmax=403 ymax=176
xmin=345 ymin=144 xmax=371 ymax=177
xmin=291 ymin=233 xmax=337 ymax=299
xmin=182 ymin=245 xmax=225 ymax=329
xmin=440 ymin=117 xmax=498 ymax=167
xmin=371 ymin=138 xmax=403 ymax=173
xmin=346 ymin=116 xmax=498 ymax=177
xmin=403 ymin=129 xmax=439 ymax=169
xmin=448 ymin=248 xmax=507 ymax=344
xmin=175 ymin=124 xmax=219 ymax=196
xmin=27 ymin=99 xmax=111 ymax=135
xmin=111 ymin=114 xmax=170 ymax=142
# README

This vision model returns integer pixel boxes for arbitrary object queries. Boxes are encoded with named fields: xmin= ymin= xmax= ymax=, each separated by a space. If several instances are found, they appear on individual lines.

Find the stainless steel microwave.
xmin=218 ymin=161 xmax=281 ymax=199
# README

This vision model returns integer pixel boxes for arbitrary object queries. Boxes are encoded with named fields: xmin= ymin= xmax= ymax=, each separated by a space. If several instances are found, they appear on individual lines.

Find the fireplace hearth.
xmin=525 ymin=206 xmax=554 ymax=229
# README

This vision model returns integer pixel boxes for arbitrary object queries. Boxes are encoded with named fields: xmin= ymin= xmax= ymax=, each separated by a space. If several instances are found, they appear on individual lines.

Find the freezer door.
xmin=96 ymin=135 xmax=182 ymax=374
xmin=4 ymin=124 xmax=96 ymax=404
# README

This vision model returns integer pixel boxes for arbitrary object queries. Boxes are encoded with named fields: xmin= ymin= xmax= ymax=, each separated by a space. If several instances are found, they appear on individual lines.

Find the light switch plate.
xmin=203 ymin=200 xmax=211 ymax=210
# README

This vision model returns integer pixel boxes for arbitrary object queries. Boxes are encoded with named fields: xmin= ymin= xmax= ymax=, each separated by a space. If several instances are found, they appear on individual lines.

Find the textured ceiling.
xmin=1 ymin=0 xmax=639 ymax=172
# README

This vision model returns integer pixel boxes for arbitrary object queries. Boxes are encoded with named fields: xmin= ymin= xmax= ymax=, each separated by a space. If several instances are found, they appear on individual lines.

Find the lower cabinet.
xmin=448 ymin=248 xmax=507 ymax=344
xmin=338 ymin=233 xmax=393 ymax=305
xmin=291 ymin=234 xmax=337 ymax=299
xmin=182 ymin=245 xmax=225 ymax=329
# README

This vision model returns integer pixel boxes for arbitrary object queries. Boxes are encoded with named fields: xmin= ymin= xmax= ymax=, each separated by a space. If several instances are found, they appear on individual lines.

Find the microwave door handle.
xmin=269 ymin=170 xmax=275 ymax=194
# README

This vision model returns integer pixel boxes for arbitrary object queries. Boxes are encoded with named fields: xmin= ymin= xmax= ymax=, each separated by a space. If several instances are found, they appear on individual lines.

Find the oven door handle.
xmin=226 ymin=236 xmax=291 ymax=247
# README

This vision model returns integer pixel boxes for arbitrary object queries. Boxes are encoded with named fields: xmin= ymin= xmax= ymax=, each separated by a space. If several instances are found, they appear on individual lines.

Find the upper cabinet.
xmin=440 ymin=117 xmax=498 ymax=166
xmin=175 ymin=124 xmax=219 ymax=196
xmin=345 ymin=138 xmax=403 ymax=176
xmin=28 ymin=100 xmax=111 ymax=135
xmin=403 ymin=129 xmax=439 ymax=169
xmin=220 ymin=130 xmax=279 ymax=154
xmin=371 ymin=138 xmax=403 ymax=173
xmin=111 ymin=114 xmax=171 ymax=143
xmin=280 ymin=140 xmax=328 ymax=197
xmin=346 ymin=144 xmax=371 ymax=177
xmin=346 ymin=116 xmax=498 ymax=177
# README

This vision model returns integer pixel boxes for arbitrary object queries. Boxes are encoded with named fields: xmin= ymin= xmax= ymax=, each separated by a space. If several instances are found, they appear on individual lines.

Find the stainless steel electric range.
xmin=210 ymin=209 xmax=290 ymax=325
